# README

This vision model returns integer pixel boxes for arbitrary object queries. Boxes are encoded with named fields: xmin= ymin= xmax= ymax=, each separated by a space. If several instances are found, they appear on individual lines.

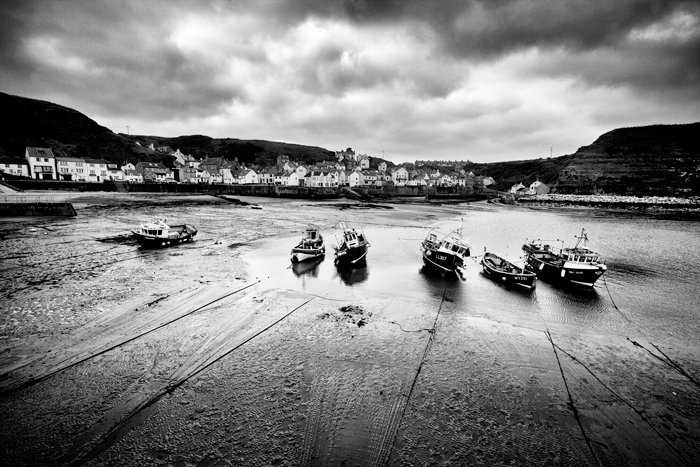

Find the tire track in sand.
xmin=0 ymin=281 xmax=259 ymax=395
xmin=61 ymin=290 xmax=314 ymax=465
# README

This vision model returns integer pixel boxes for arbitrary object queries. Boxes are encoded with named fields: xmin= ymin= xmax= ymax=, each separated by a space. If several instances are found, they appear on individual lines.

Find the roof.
xmin=25 ymin=147 xmax=55 ymax=158
xmin=0 ymin=156 xmax=29 ymax=165
xmin=84 ymin=158 xmax=109 ymax=164
xmin=56 ymin=156 xmax=86 ymax=163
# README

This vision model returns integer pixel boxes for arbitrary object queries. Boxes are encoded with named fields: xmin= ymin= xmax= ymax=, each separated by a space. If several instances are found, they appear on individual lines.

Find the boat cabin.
xmin=561 ymin=248 xmax=600 ymax=264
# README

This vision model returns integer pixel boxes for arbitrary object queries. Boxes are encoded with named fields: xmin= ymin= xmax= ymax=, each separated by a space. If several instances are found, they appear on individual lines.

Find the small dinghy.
xmin=481 ymin=252 xmax=537 ymax=289
xmin=291 ymin=226 xmax=325 ymax=263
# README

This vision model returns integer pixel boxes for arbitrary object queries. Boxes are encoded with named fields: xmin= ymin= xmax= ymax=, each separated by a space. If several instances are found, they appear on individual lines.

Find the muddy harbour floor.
xmin=0 ymin=193 xmax=698 ymax=466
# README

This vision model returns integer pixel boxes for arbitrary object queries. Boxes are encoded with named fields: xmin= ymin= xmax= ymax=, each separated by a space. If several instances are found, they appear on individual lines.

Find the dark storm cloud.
xmin=0 ymin=0 xmax=697 ymax=161
xmin=271 ymin=0 xmax=700 ymax=91
xmin=0 ymin=0 xmax=246 ymax=118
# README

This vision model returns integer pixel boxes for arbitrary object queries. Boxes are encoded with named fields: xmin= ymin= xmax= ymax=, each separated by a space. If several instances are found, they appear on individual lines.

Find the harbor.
xmin=0 ymin=192 xmax=699 ymax=465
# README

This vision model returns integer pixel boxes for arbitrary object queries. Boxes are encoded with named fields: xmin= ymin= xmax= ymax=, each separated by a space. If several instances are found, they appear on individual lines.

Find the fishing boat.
xmin=420 ymin=226 xmax=470 ymax=274
xmin=290 ymin=226 xmax=325 ymax=263
xmin=132 ymin=219 xmax=197 ymax=247
xmin=334 ymin=224 xmax=370 ymax=266
xmin=522 ymin=229 xmax=607 ymax=287
xmin=481 ymin=252 xmax=537 ymax=289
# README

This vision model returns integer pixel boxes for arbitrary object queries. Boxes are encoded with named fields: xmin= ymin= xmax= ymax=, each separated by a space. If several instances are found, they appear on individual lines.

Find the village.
xmin=0 ymin=146 xmax=550 ymax=195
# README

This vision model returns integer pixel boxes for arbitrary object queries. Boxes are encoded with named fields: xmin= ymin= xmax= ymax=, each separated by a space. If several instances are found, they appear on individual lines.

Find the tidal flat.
xmin=1 ymin=192 xmax=698 ymax=465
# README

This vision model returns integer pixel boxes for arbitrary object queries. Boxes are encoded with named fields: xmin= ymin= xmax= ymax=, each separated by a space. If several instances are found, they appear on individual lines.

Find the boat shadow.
xmin=334 ymin=261 xmax=369 ymax=286
xmin=291 ymin=257 xmax=325 ymax=278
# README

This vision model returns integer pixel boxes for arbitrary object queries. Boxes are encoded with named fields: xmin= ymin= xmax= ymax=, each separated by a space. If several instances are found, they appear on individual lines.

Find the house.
xmin=106 ymin=164 xmax=124 ymax=181
xmin=348 ymin=170 xmax=364 ymax=187
xmin=135 ymin=161 xmax=171 ymax=182
xmin=55 ymin=157 xmax=85 ymax=181
xmin=233 ymin=168 xmax=258 ymax=184
xmin=257 ymin=168 xmax=275 ymax=185
xmin=0 ymin=157 xmax=30 ymax=178
xmin=25 ymin=147 xmax=57 ymax=180
xmin=529 ymin=180 xmax=550 ymax=195
xmin=123 ymin=169 xmax=143 ymax=183
xmin=84 ymin=158 xmax=109 ymax=182
xmin=392 ymin=167 xmax=409 ymax=186
xmin=482 ymin=176 xmax=496 ymax=187
xmin=510 ymin=183 xmax=526 ymax=193
xmin=172 ymin=149 xmax=200 ymax=168
xmin=378 ymin=161 xmax=387 ymax=173
xmin=308 ymin=170 xmax=338 ymax=187
xmin=121 ymin=162 xmax=136 ymax=172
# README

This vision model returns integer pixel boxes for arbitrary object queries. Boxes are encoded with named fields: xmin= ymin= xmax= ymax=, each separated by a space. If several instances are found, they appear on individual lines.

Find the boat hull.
xmin=421 ymin=249 xmax=463 ymax=273
xmin=291 ymin=247 xmax=325 ymax=263
xmin=525 ymin=255 xmax=605 ymax=287
xmin=482 ymin=262 xmax=536 ymax=289
xmin=132 ymin=230 xmax=196 ymax=248
xmin=335 ymin=244 xmax=368 ymax=265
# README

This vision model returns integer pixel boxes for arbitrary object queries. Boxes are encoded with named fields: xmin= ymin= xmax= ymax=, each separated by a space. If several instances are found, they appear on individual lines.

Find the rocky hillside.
xmin=555 ymin=123 xmax=700 ymax=196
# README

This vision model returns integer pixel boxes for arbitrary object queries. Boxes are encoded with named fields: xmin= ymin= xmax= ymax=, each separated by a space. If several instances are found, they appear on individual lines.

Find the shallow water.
xmin=244 ymin=205 xmax=700 ymax=347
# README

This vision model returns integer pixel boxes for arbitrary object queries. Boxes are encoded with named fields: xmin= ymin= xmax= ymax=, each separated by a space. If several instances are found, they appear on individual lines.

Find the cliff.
xmin=555 ymin=123 xmax=700 ymax=196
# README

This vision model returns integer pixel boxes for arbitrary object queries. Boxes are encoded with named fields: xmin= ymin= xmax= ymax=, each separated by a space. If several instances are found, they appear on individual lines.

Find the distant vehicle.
xmin=522 ymin=228 xmax=607 ymax=287
xmin=481 ymin=251 xmax=537 ymax=289
xmin=420 ymin=226 xmax=470 ymax=274
xmin=291 ymin=226 xmax=325 ymax=263
xmin=334 ymin=224 xmax=370 ymax=266
xmin=132 ymin=219 xmax=197 ymax=247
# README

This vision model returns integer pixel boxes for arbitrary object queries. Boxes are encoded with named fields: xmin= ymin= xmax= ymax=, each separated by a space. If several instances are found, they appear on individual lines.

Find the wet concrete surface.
xmin=0 ymin=192 xmax=698 ymax=465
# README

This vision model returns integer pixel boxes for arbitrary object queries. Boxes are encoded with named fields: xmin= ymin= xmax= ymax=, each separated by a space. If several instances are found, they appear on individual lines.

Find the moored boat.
xmin=522 ymin=229 xmax=607 ymax=287
xmin=420 ymin=227 xmax=470 ymax=274
xmin=291 ymin=226 xmax=325 ymax=263
xmin=481 ymin=252 xmax=537 ymax=289
xmin=132 ymin=219 xmax=197 ymax=247
xmin=334 ymin=224 xmax=370 ymax=266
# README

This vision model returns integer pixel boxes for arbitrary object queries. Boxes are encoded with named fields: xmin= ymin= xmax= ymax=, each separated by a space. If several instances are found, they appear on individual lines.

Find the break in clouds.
xmin=0 ymin=0 xmax=698 ymax=161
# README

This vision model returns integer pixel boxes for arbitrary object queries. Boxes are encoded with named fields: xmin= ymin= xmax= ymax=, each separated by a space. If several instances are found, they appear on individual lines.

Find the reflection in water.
xmin=291 ymin=257 xmax=324 ymax=278
xmin=335 ymin=263 xmax=369 ymax=286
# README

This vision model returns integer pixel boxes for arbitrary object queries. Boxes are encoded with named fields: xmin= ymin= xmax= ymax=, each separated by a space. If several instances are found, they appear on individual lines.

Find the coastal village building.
xmin=0 ymin=157 xmax=30 ymax=178
xmin=233 ymin=168 xmax=258 ymax=184
xmin=172 ymin=149 xmax=200 ymax=168
xmin=25 ymin=147 xmax=57 ymax=180
xmin=392 ymin=167 xmax=409 ymax=185
xmin=348 ymin=170 xmax=364 ymax=187
xmin=528 ymin=180 xmax=550 ymax=195
xmin=135 ymin=161 xmax=172 ymax=182
xmin=378 ymin=161 xmax=387 ymax=173
xmin=510 ymin=183 xmax=526 ymax=193
xmin=56 ymin=156 xmax=87 ymax=181
xmin=85 ymin=158 xmax=109 ymax=182
xmin=107 ymin=164 xmax=124 ymax=181
xmin=123 ymin=169 xmax=143 ymax=183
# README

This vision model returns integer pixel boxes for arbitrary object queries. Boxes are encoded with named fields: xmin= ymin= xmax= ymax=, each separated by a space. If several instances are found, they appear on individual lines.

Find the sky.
xmin=1 ymin=0 xmax=699 ymax=163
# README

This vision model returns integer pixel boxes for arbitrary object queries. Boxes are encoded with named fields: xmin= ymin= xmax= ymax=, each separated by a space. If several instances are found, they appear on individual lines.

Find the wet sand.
xmin=0 ymin=192 xmax=698 ymax=465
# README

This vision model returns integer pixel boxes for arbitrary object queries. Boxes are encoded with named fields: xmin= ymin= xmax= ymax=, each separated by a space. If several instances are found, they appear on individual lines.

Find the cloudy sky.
xmin=1 ymin=0 xmax=698 ymax=163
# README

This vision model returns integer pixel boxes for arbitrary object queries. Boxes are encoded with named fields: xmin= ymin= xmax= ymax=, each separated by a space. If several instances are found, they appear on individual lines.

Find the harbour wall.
xmin=7 ymin=180 xmax=491 ymax=200
xmin=0 ymin=202 xmax=77 ymax=217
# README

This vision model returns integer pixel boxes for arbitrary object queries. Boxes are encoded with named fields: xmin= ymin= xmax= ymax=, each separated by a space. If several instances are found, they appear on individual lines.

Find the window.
xmin=44 ymin=158 xmax=49 ymax=162
xmin=76 ymin=162 xmax=83 ymax=167
xmin=89 ymin=163 xmax=94 ymax=167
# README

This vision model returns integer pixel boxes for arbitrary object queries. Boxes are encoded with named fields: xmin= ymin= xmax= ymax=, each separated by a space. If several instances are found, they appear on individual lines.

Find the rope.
xmin=384 ymin=281 xmax=449 ymax=465
xmin=544 ymin=330 xmax=602 ymax=466
xmin=603 ymin=277 xmax=698 ymax=389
